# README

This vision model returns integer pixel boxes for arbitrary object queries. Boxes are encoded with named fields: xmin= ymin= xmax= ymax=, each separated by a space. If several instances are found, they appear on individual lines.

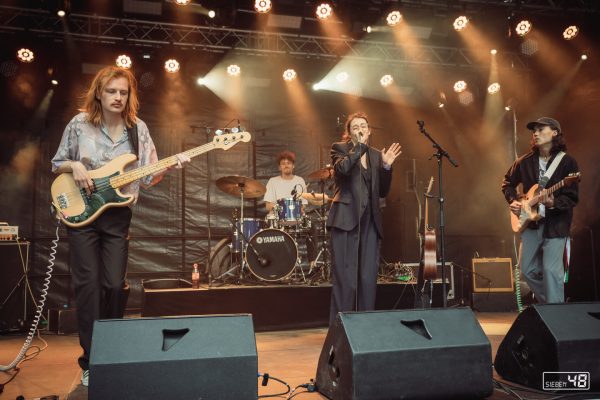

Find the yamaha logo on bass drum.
xmin=256 ymin=234 xmax=286 ymax=244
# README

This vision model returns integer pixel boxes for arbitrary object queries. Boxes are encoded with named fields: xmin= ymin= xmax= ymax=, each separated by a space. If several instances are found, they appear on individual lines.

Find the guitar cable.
xmin=0 ymin=223 xmax=59 ymax=374
xmin=513 ymin=234 xmax=524 ymax=313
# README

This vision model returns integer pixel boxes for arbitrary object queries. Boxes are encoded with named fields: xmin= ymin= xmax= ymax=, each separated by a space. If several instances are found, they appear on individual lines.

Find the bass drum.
xmin=246 ymin=229 xmax=298 ymax=281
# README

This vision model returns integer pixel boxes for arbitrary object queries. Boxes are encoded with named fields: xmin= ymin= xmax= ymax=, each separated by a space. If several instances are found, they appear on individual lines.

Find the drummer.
xmin=264 ymin=151 xmax=308 ymax=212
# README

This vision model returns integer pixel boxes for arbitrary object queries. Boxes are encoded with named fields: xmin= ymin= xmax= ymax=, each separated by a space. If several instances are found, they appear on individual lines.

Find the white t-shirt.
xmin=539 ymin=158 xmax=548 ymax=218
xmin=264 ymin=175 xmax=308 ymax=205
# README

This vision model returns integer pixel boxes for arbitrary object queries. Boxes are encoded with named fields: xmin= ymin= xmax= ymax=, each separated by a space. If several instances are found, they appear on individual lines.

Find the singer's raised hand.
xmin=381 ymin=143 xmax=402 ymax=167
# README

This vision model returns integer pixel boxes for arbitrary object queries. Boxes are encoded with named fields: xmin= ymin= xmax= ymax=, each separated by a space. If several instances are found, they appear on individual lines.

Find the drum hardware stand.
xmin=308 ymin=176 xmax=332 ymax=280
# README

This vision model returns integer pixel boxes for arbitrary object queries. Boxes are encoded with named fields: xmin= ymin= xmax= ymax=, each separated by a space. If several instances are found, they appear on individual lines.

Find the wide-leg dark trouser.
xmin=67 ymin=207 xmax=132 ymax=370
xmin=329 ymin=207 xmax=380 ymax=325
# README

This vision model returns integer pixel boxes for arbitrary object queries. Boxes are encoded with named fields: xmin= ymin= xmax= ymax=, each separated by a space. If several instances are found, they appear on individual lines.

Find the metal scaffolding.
xmin=0 ymin=5 xmax=529 ymax=69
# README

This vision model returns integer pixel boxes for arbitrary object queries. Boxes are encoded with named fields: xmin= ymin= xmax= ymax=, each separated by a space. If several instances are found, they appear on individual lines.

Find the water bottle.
xmin=192 ymin=263 xmax=200 ymax=289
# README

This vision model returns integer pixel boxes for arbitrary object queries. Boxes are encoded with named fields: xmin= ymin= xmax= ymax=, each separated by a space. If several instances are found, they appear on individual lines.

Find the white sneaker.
xmin=81 ymin=369 xmax=89 ymax=387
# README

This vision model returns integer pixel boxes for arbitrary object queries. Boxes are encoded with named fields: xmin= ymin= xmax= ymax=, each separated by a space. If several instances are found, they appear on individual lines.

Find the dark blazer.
xmin=501 ymin=151 xmax=579 ymax=238
xmin=326 ymin=141 xmax=393 ymax=237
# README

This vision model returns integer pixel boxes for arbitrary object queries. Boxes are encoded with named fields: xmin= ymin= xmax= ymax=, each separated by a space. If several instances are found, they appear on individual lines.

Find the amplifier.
xmin=0 ymin=223 xmax=18 ymax=241
xmin=472 ymin=257 xmax=514 ymax=292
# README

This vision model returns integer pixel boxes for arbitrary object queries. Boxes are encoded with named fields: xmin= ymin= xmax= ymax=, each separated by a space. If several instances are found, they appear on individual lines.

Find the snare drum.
xmin=245 ymin=228 xmax=298 ymax=281
xmin=231 ymin=218 xmax=262 ymax=253
xmin=276 ymin=198 xmax=303 ymax=226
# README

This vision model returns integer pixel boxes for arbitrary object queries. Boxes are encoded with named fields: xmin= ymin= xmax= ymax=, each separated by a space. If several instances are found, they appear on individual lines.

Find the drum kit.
xmin=208 ymin=166 xmax=334 ymax=285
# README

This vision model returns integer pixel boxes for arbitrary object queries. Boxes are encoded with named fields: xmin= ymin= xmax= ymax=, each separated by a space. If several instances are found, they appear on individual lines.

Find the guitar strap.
xmin=539 ymin=151 xmax=565 ymax=188
xmin=126 ymin=123 xmax=139 ymax=159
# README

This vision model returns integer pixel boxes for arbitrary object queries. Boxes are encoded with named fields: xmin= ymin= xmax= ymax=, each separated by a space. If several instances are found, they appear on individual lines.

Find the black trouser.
xmin=67 ymin=207 xmax=132 ymax=370
xmin=329 ymin=206 xmax=380 ymax=325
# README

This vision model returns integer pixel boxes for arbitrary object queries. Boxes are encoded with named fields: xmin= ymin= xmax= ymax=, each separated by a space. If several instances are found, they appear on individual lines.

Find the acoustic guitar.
xmin=422 ymin=176 xmax=437 ymax=280
xmin=51 ymin=131 xmax=251 ymax=228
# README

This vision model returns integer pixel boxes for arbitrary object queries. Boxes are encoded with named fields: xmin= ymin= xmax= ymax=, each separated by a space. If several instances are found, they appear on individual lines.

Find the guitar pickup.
xmin=57 ymin=193 xmax=69 ymax=209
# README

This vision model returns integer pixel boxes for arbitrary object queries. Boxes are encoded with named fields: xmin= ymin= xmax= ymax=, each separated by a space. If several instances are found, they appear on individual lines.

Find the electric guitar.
xmin=510 ymin=172 xmax=581 ymax=233
xmin=422 ymin=177 xmax=437 ymax=280
xmin=51 ymin=132 xmax=251 ymax=228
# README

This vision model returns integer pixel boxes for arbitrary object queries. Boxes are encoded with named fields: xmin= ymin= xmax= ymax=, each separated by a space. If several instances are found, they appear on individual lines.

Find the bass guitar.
xmin=51 ymin=131 xmax=251 ymax=228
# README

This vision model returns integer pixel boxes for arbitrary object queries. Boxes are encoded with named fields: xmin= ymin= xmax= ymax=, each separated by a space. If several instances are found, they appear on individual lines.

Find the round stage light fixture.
xmin=458 ymin=91 xmax=474 ymax=106
xmin=335 ymin=72 xmax=349 ymax=82
xmin=227 ymin=64 xmax=241 ymax=76
xmin=316 ymin=3 xmax=332 ymax=20
xmin=208 ymin=10 xmax=216 ymax=18
xmin=515 ymin=20 xmax=532 ymax=37
xmin=380 ymin=74 xmax=393 ymax=87
xmin=255 ymin=0 xmax=272 ymax=13
xmin=17 ymin=48 xmax=35 ymax=63
xmin=505 ymin=105 xmax=511 ymax=111
xmin=282 ymin=69 xmax=297 ymax=82
xmin=581 ymin=54 xmax=588 ymax=61
xmin=563 ymin=25 xmax=579 ymax=40
xmin=519 ymin=39 xmax=538 ymax=56
xmin=490 ymin=49 xmax=498 ymax=55
xmin=57 ymin=9 xmax=66 ymax=17
xmin=453 ymin=16 xmax=469 ymax=31
xmin=196 ymin=77 xmax=206 ymax=86
xmin=140 ymin=72 xmax=155 ymax=88
xmin=51 ymin=79 xmax=58 ymax=85
xmin=175 ymin=0 xmax=191 ymax=5
xmin=386 ymin=11 xmax=403 ymax=27
xmin=438 ymin=102 xmax=445 ymax=108
xmin=164 ymin=59 xmax=180 ymax=73
xmin=366 ymin=26 xmax=372 ymax=33
xmin=312 ymin=83 xmax=322 ymax=91
xmin=487 ymin=82 xmax=501 ymax=94
xmin=453 ymin=80 xmax=467 ymax=93
xmin=116 ymin=55 xmax=132 ymax=69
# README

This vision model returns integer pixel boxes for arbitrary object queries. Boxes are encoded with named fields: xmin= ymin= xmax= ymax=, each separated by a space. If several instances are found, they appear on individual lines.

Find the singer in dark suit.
xmin=326 ymin=112 xmax=402 ymax=324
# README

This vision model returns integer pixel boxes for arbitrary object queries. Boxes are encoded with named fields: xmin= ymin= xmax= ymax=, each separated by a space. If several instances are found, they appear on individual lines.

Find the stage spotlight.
xmin=458 ymin=91 xmax=474 ymax=106
xmin=17 ymin=48 xmax=34 ymax=63
xmin=282 ymin=69 xmax=297 ymax=82
xmin=366 ymin=26 xmax=372 ymax=33
xmin=208 ymin=10 xmax=216 ymax=18
xmin=336 ymin=72 xmax=349 ymax=82
xmin=563 ymin=25 xmax=579 ymax=40
xmin=453 ymin=80 xmax=467 ymax=93
xmin=312 ymin=83 xmax=322 ymax=91
xmin=581 ymin=54 xmax=588 ymax=60
xmin=386 ymin=11 xmax=403 ymax=26
xmin=453 ymin=16 xmax=469 ymax=31
xmin=487 ymin=82 xmax=501 ymax=94
xmin=227 ymin=64 xmax=241 ymax=76
xmin=175 ymin=0 xmax=191 ymax=5
xmin=255 ymin=0 xmax=272 ymax=13
xmin=316 ymin=3 xmax=333 ymax=20
xmin=140 ymin=72 xmax=155 ymax=88
xmin=490 ymin=49 xmax=498 ymax=55
xmin=438 ymin=102 xmax=445 ymax=108
xmin=520 ymin=39 xmax=538 ymax=56
xmin=164 ymin=59 xmax=180 ymax=73
xmin=116 ymin=55 xmax=132 ymax=69
xmin=515 ymin=20 xmax=532 ymax=37
xmin=196 ymin=77 xmax=206 ymax=86
xmin=505 ymin=105 xmax=511 ymax=111
xmin=380 ymin=74 xmax=393 ymax=87
xmin=57 ymin=9 xmax=66 ymax=17
xmin=51 ymin=79 xmax=58 ymax=85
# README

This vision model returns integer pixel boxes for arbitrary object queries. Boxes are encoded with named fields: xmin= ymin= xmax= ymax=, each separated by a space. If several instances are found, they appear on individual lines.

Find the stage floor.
xmin=0 ymin=312 xmax=522 ymax=400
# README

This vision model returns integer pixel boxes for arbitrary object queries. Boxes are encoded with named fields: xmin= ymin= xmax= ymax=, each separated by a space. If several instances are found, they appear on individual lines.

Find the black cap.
xmin=526 ymin=117 xmax=561 ymax=134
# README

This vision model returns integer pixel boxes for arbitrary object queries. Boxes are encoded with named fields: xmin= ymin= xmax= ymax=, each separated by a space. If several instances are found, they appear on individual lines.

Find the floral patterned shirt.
xmin=51 ymin=112 xmax=159 ymax=199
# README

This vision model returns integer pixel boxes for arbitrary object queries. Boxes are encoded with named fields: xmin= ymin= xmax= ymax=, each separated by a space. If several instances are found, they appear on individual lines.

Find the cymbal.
xmin=307 ymin=166 xmax=333 ymax=181
xmin=216 ymin=175 xmax=266 ymax=199
xmin=301 ymin=192 xmax=332 ymax=205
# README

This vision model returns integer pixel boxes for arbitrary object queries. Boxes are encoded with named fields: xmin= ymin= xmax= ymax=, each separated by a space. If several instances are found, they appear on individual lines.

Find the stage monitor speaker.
xmin=89 ymin=314 xmax=258 ymax=400
xmin=494 ymin=302 xmax=600 ymax=391
xmin=315 ymin=308 xmax=493 ymax=400
xmin=472 ymin=257 xmax=514 ymax=292
xmin=0 ymin=241 xmax=31 ymax=333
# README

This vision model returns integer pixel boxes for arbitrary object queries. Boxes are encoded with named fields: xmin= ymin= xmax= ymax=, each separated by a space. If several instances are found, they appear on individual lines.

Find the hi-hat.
xmin=307 ymin=166 xmax=333 ymax=181
xmin=301 ymin=192 xmax=332 ymax=205
xmin=216 ymin=175 xmax=266 ymax=199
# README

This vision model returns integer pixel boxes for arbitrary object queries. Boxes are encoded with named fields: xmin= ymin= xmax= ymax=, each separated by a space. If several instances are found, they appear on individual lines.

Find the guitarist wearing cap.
xmin=501 ymin=117 xmax=579 ymax=304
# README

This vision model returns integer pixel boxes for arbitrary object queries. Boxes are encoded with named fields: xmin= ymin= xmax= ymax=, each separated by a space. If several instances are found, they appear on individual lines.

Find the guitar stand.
xmin=307 ymin=177 xmax=332 ymax=283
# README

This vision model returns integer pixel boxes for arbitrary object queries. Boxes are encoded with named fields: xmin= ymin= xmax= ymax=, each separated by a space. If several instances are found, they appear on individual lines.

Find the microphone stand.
xmin=417 ymin=120 xmax=459 ymax=308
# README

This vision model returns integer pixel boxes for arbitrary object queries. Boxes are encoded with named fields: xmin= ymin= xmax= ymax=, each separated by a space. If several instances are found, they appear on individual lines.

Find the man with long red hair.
xmin=51 ymin=66 xmax=189 ymax=387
